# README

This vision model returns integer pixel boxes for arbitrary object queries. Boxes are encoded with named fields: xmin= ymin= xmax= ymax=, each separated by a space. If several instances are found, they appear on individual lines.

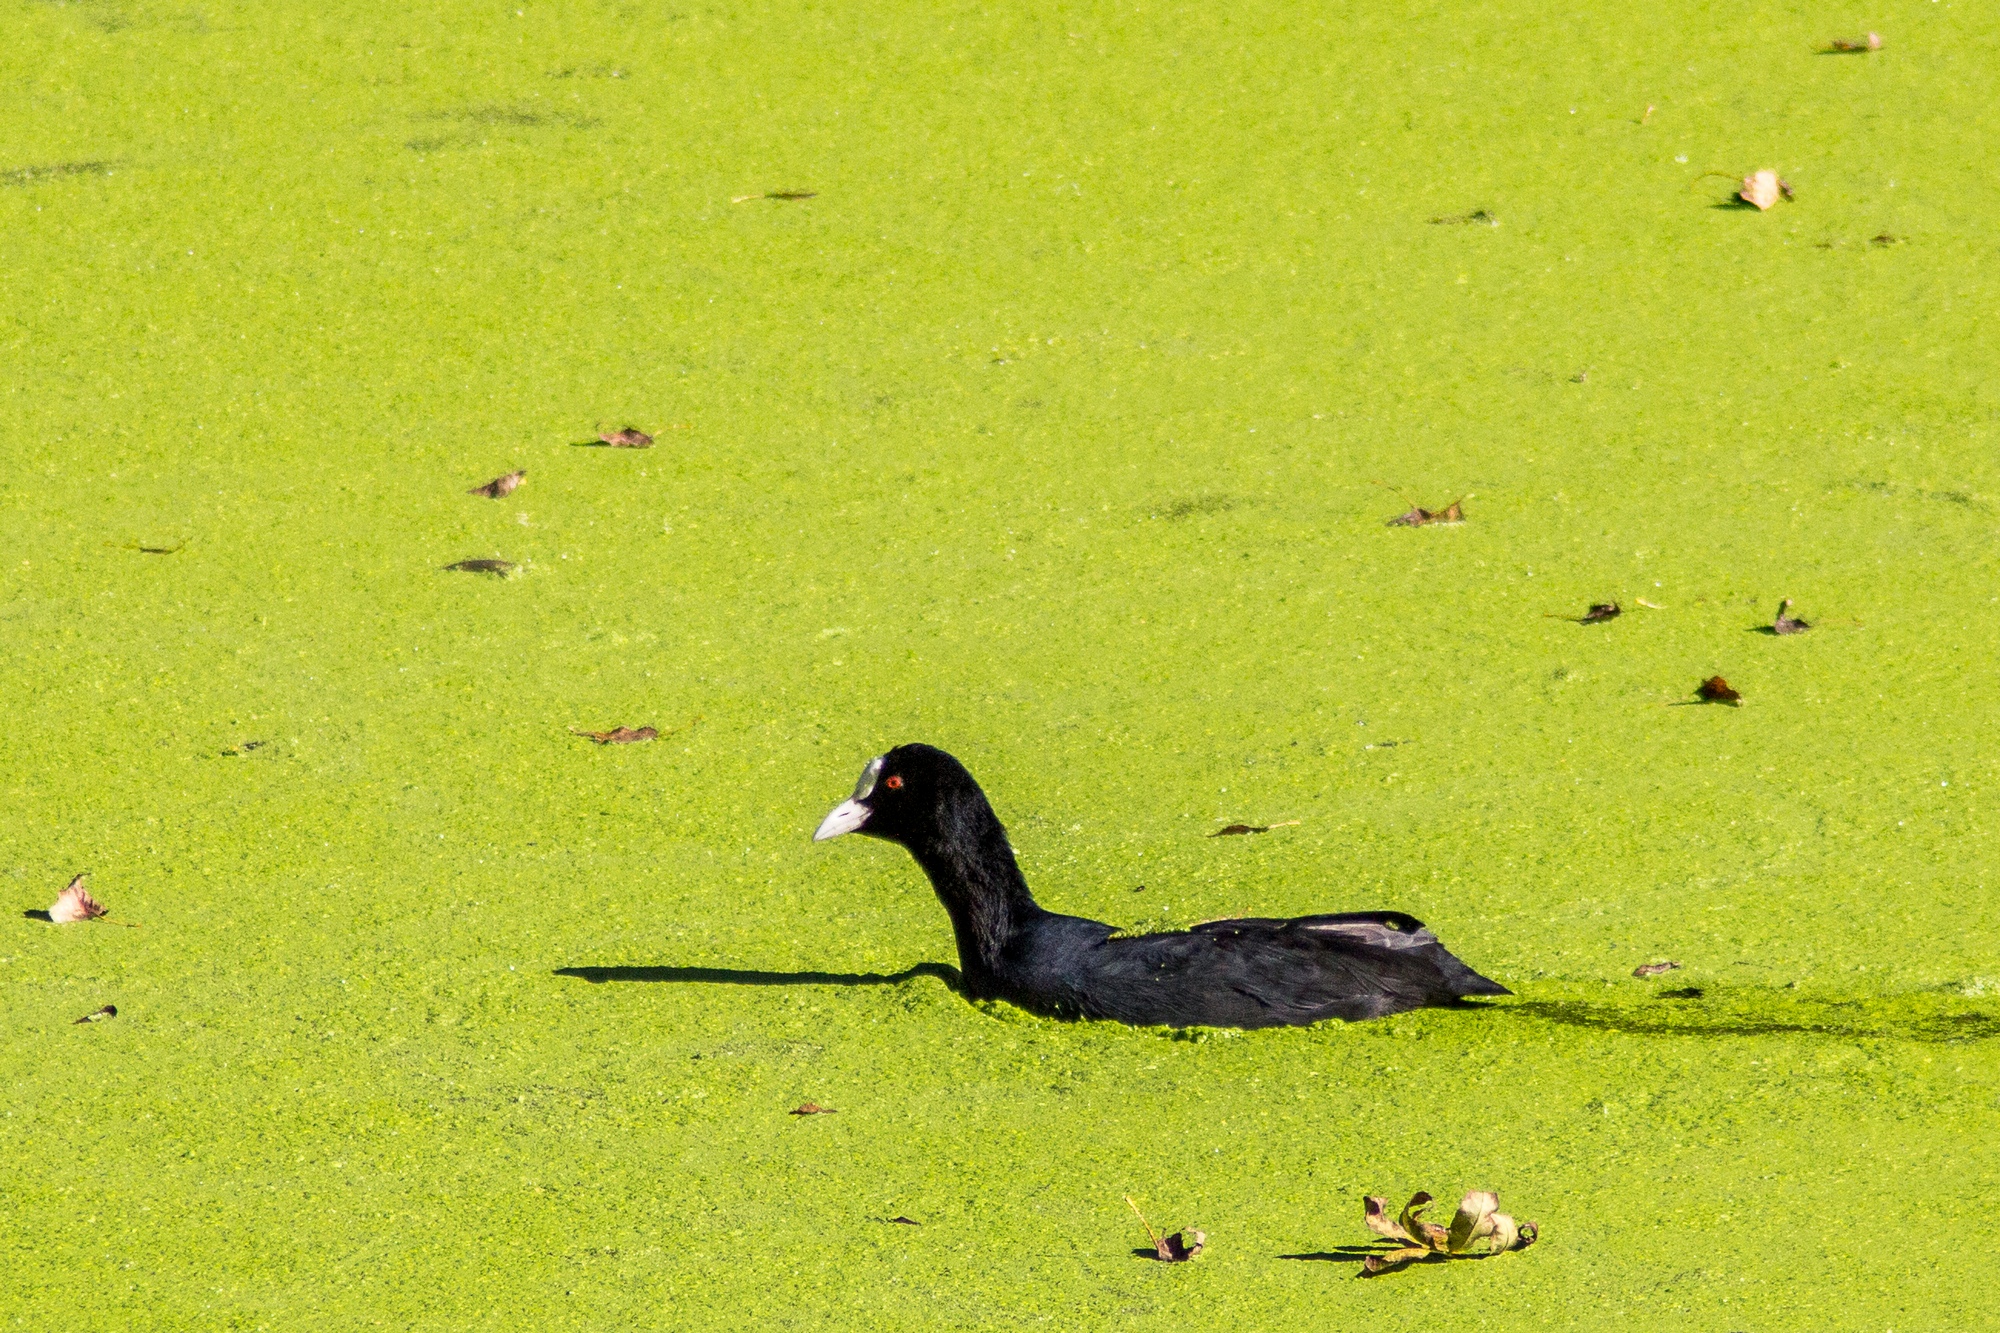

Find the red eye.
xmin=884 ymin=775 xmax=903 ymax=790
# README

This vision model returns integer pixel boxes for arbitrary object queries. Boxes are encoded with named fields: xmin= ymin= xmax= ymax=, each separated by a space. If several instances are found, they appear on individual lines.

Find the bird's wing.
xmin=1083 ymin=912 xmax=1504 ymax=1027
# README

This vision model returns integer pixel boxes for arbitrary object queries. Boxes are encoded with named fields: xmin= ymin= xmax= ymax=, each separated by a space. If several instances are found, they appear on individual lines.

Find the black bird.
xmin=813 ymin=744 xmax=1509 ymax=1028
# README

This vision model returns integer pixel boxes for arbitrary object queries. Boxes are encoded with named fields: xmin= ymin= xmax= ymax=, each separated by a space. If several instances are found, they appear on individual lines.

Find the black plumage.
xmin=812 ymin=744 xmax=1509 ymax=1028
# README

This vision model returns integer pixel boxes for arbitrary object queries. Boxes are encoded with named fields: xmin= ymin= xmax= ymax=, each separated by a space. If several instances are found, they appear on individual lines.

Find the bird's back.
xmin=998 ymin=911 xmax=1508 ymax=1028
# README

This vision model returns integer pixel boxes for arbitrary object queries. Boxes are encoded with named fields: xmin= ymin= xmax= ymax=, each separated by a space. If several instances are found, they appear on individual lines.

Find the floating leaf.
xmin=1399 ymin=1193 xmax=1449 ymax=1250
xmin=1695 ymin=675 xmax=1742 ymax=705
xmin=598 ymin=426 xmax=654 ymax=448
xmin=444 ymin=558 xmax=516 ymax=575
xmin=1633 ymin=960 xmax=1683 ymax=979
xmin=1825 ymin=32 xmax=1883 ymax=52
xmin=1361 ymin=1245 xmax=1435 ymax=1275
xmin=73 ymin=1005 xmax=117 ymax=1024
xmin=1739 ymin=170 xmax=1783 ymax=211
xmin=49 ymin=875 xmax=108 ymax=923
xmin=1211 ymin=820 xmax=1299 ymax=837
xmin=1360 ymin=1190 xmax=1536 ymax=1275
xmin=1773 ymin=599 xmax=1811 ymax=635
xmin=1126 ymin=1196 xmax=1203 ymax=1262
xmin=1428 ymin=209 xmax=1498 ymax=226
xmin=789 ymin=1102 xmax=835 ymax=1115
xmin=220 ymin=740 xmax=269 ymax=757
xmin=1364 ymin=1195 xmax=1420 ymax=1245
xmin=886 ymin=1216 xmax=919 ymax=1226
xmin=469 ymin=469 xmax=525 ymax=498
xmin=1870 ymin=233 xmax=1902 ymax=247
xmin=1387 ymin=499 xmax=1464 ymax=527
xmin=1447 ymin=1191 xmax=1535 ymax=1255
xmin=1577 ymin=602 xmax=1620 ymax=623
xmin=569 ymin=725 xmax=659 ymax=745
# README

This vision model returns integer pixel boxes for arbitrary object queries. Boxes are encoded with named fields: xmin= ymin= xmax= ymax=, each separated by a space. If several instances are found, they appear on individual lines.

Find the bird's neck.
xmin=905 ymin=802 xmax=1040 ymax=990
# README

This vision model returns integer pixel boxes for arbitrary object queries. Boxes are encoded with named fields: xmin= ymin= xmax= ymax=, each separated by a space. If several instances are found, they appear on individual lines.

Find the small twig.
xmin=1126 ymin=1196 xmax=1163 ymax=1252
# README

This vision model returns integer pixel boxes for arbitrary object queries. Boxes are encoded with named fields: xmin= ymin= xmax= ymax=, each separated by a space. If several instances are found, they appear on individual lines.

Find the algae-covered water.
xmin=5 ymin=0 xmax=1998 ymax=1327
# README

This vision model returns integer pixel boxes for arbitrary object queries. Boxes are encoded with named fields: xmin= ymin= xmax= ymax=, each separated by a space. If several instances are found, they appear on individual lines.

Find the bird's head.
xmin=812 ymin=743 xmax=981 ymax=849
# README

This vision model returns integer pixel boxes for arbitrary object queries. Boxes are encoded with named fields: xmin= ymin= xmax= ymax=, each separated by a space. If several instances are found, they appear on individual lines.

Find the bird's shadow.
xmin=554 ymin=961 xmax=962 ymax=990
xmin=20 ymin=909 xmax=52 ymax=922
xmin=1277 ymin=1247 xmax=1374 ymax=1264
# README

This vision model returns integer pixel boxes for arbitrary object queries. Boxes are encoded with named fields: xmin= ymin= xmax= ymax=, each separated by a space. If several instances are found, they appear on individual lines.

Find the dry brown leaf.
xmin=1773 ymin=599 xmax=1811 ymax=635
xmin=1360 ymin=1189 xmax=1537 ymax=1275
xmin=1387 ymin=499 xmax=1465 ymax=527
xmin=1361 ymin=1245 xmax=1435 ymax=1275
xmin=1211 ymin=820 xmax=1298 ymax=837
xmin=570 ymin=726 xmax=659 ymax=744
xmin=1696 ymin=675 xmax=1742 ymax=705
xmin=1826 ymin=32 xmax=1883 ymax=52
xmin=1571 ymin=602 xmax=1621 ymax=623
xmin=469 ymin=469 xmax=525 ymax=499
xmin=50 ymin=875 xmax=108 ymax=923
xmin=74 ymin=1004 xmax=117 ymax=1024
xmin=1740 ymin=170 xmax=1782 ymax=211
xmin=598 ymin=426 xmax=654 ymax=448
xmin=1126 ymin=1196 xmax=1203 ymax=1262
xmin=1633 ymin=960 xmax=1683 ymax=979
xmin=789 ymin=1102 xmax=836 ymax=1115
xmin=444 ymin=558 xmax=516 ymax=575
xmin=1363 ymin=1195 xmax=1419 ymax=1245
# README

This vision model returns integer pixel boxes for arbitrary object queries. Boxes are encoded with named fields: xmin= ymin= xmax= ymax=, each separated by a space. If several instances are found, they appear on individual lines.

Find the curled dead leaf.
xmin=1364 ymin=1195 xmax=1419 ymax=1245
xmin=74 ymin=1004 xmax=117 ymax=1024
xmin=444 ymin=558 xmax=516 ymax=575
xmin=1361 ymin=1246 xmax=1434 ymax=1275
xmin=598 ymin=426 xmax=654 ymax=448
xmin=1387 ymin=499 xmax=1465 ymax=527
xmin=469 ymin=469 xmax=525 ymax=498
xmin=1633 ymin=960 xmax=1683 ymax=979
xmin=789 ymin=1102 xmax=835 ymax=1115
xmin=1739 ymin=170 xmax=1783 ymax=211
xmin=1210 ymin=820 xmax=1298 ymax=837
xmin=570 ymin=726 xmax=659 ymax=744
xmin=50 ymin=875 xmax=108 ymax=923
xmin=1696 ymin=675 xmax=1742 ymax=705
xmin=1126 ymin=1196 xmax=1203 ymax=1262
xmin=1773 ymin=599 xmax=1811 ymax=635
xmin=1576 ymin=602 xmax=1620 ymax=623
xmin=1826 ymin=32 xmax=1883 ymax=52
xmin=1361 ymin=1189 xmax=1537 ymax=1274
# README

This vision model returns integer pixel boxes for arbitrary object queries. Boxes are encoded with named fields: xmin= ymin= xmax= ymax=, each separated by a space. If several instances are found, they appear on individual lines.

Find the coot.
xmin=813 ymin=744 xmax=1508 ymax=1028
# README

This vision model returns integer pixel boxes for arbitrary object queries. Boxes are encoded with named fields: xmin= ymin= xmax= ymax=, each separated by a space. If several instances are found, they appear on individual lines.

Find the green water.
xmin=4 ymin=0 xmax=1997 ymax=1327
